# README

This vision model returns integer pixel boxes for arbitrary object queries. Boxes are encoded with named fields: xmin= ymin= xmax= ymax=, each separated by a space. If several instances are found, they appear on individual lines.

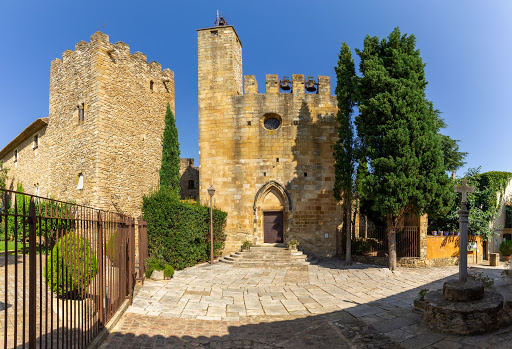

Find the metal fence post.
xmin=28 ymin=197 xmax=36 ymax=349
xmin=97 ymin=211 xmax=105 ymax=327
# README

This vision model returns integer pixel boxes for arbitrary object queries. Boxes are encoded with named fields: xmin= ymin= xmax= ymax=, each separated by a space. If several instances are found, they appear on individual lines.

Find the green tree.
xmin=333 ymin=42 xmax=357 ymax=263
xmin=0 ymin=161 xmax=8 ymax=190
xmin=159 ymin=104 xmax=181 ymax=195
xmin=355 ymin=28 xmax=453 ymax=270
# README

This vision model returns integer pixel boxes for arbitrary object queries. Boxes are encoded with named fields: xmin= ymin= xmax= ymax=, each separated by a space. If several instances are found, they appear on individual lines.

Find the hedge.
xmin=142 ymin=190 xmax=227 ymax=270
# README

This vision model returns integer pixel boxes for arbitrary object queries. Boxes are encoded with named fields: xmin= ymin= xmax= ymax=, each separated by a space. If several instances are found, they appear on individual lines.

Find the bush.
xmin=500 ymin=240 xmax=512 ymax=256
xmin=106 ymin=230 xmax=119 ymax=265
xmin=144 ymin=255 xmax=175 ymax=279
xmin=44 ymin=230 xmax=97 ymax=298
xmin=351 ymin=238 xmax=372 ymax=255
xmin=142 ymin=189 xmax=227 ymax=270
xmin=241 ymin=240 xmax=253 ymax=250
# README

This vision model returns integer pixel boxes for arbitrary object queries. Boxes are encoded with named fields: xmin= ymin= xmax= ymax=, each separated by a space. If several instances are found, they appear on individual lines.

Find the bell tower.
xmin=197 ymin=19 xmax=243 ymax=200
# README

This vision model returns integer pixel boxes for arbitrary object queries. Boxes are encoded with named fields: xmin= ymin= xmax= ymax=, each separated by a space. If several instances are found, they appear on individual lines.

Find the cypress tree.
xmin=159 ymin=104 xmax=181 ymax=195
xmin=355 ymin=28 xmax=452 ymax=270
xmin=333 ymin=42 xmax=357 ymax=263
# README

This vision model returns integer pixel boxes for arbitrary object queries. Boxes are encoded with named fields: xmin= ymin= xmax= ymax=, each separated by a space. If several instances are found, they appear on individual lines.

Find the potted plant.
xmin=499 ymin=240 xmax=512 ymax=261
xmin=286 ymin=239 xmax=300 ymax=250
xmin=241 ymin=240 xmax=253 ymax=252
xmin=431 ymin=231 xmax=438 ymax=236
xmin=443 ymin=231 xmax=449 ymax=237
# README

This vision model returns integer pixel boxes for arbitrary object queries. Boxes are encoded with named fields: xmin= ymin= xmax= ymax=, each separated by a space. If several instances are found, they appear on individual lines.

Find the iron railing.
xmin=0 ymin=189 xmax=144 ymax=348
xmin=366 ymin=226 xmax=419 ymax=257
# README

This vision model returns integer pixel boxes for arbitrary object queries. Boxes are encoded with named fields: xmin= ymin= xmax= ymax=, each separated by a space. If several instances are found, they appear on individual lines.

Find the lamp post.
xmin=207 ymin=185 xmax=215 ymax=264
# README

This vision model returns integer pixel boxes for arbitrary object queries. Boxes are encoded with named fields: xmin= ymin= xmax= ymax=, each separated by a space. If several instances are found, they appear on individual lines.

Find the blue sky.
xmin=1 ymin=1 xmax=511 ymax=176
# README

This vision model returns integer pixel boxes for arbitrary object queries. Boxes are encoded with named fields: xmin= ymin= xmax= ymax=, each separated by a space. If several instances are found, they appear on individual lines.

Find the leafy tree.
xmin=159 ymin=104 xmax=181 ymax=195
xmin=435 ymin=117 xmax=467 ymax=173
xmin=333 ymin=42 xmax=357 ymax=263
xmin=0 ymin=161 xmax=8 ymax=190
xmin=430 ymin=168 xmax=512 ymax=241
xmin=355 ymin=28 xmax=453 ymax=270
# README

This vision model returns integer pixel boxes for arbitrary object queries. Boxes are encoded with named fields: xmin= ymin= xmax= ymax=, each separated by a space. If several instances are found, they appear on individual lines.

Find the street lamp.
xmin=207 ymin=185 xmax=215 ymax=264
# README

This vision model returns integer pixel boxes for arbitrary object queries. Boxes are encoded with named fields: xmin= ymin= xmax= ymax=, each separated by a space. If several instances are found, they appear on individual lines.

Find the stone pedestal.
xmin=490 ymin=253 xmax=500 ymax=266
xmin=422 ymin=279 xmax=505 ymax=335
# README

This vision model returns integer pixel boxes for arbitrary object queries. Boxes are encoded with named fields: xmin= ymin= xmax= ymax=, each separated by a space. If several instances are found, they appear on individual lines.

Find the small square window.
xmin=276 ymin=158 xmax=279 ymax=162
xmin=247 ymin=121 xmax=251 ymax=126
xmin=211 ymin=30 xmax=218 ymax=36
xmin=293 ymin=120 xmax=299 ymax=125
xmin=304 ymin=172 xmax=308 ymax=177
xmin=188 ymin=180 xmax=195 ymax=189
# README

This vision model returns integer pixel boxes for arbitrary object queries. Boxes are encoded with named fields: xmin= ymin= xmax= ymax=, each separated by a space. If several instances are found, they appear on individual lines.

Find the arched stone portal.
xmin=253 ymin=181 xmax=292 ymax=244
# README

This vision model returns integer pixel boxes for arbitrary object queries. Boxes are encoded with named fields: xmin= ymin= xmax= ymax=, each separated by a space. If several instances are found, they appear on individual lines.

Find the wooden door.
xmin=264 ymin=211 xmax=283 ymax=243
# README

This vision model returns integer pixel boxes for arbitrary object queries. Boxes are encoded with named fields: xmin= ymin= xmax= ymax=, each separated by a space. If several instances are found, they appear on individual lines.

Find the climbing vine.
xmin=430 ymin=167 xmax=512 ymax=240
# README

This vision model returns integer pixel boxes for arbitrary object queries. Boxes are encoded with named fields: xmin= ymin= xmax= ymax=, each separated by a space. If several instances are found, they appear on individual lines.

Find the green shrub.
xmin=144 ymin=255 xmax=175 ymax=279
xmin=106 ymin=230 xmax=119 ymax=265
xmin=351 ymin=238 xmax=372 ymax=255
xmin=163 ymin=264 xmax=175 ymax=278
xmin=241 ymin=240 xmax=253 ymax=250
xmin=44 ymin=230 xmax=97 ymax=298
xmin=142 ymin=189 xmax=227 ymax=270
xmin=500 ymin=240 xmax=512 ymax=256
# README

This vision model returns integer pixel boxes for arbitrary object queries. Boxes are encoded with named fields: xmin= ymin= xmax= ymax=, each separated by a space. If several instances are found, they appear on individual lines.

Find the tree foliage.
xmin=0 ymin=161 xmax=8 ymax=190
xmin=333 ymin=42 xmax=357 ymax=261
xmin=159 ymin=104 xmax=181 ymax=195
xmin=142 ymin=189 xmax=227 ymax=270
xmin=355 ymin=28 xmax=453 ymax=222
xmin=333 ymin=42 xmax=357 ymax=202
xmin=430 ymin=168 xmax=512 ymax=240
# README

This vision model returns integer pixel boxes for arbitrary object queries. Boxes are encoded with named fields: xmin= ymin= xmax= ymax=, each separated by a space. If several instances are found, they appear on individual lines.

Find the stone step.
xmin=220 ymin=246 xmax=310 ymax=268
xmin=224 ymin=256 xmax=307 ymax=262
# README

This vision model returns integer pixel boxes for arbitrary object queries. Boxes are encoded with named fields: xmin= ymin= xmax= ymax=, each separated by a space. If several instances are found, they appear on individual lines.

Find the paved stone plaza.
xmin=100 ymin=258 xmax=512 ymax=348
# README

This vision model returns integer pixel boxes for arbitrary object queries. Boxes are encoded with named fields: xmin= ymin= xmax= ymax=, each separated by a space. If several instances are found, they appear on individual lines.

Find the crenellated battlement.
xmin=51 ymin=32 xmax=173 ymax=79
xmin=243 ymin=74 xmax=331 ymax=95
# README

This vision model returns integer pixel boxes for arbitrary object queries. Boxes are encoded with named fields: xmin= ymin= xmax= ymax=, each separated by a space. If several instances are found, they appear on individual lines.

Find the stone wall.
xmin=0 ymin=119 xmax=48 ymax=194
xmin=179 ymin=158 xmax=199 ymax=200
xmin=197 ymin=25 xmax=342 ymax=256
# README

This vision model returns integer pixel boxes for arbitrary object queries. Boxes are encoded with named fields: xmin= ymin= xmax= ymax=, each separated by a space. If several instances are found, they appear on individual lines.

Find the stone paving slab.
xmin=101 ymin=259 xmax=512 ymax=348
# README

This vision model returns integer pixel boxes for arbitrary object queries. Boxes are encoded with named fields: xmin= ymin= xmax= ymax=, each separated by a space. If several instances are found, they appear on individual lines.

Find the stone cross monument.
xmin=454 ymin=179 xmax=475 ymax=283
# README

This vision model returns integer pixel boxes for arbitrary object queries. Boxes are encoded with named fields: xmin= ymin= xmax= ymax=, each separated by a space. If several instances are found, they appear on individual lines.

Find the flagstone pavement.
xmin=100 ymin=258 xmax=512 ymax=348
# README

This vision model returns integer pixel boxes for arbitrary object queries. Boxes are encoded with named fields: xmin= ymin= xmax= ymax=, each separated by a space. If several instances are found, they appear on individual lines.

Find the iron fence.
xmin=366 ymin=226 xmax=419 ymax=257
xmin=0 ymin=189 xmax=144 ymax=348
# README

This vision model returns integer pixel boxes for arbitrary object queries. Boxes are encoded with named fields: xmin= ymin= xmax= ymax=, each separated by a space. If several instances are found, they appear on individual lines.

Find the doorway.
xmin=263 ymin=211 xmax=283 ymax=243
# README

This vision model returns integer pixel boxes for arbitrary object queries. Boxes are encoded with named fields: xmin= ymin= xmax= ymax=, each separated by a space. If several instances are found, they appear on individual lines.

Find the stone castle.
xmin=1 ymin=20 xmax=341 ymax=255
xmin=0 ymin=32 xmax=175 ymax=218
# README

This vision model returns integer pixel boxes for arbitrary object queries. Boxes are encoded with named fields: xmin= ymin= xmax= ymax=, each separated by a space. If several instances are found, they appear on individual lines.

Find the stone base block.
xmin=443 ymin=279 xmax=484 ymax=301
xmin=423 ymin=290 xmax=503 ymax=335
xmin=490 ymin=253 xmax=500 ymax=266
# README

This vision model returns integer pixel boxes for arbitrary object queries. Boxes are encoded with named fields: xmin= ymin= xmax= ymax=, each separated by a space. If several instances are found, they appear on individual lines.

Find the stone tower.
xmin=197 ymin=23 xmax=342 ymax=256
xmin=44 ymin=32 xmax=175 ymax=216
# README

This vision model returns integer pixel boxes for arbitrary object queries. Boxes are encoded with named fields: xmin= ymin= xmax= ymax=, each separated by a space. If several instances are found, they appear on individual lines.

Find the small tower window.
xmin=150 ymin=80 xmax=154 ymax=90
xmin=304 ymin=172 xmax=308 ymax=177
xmin=211 ymin=30 xmax=218 ymax=37
xmin=78 ymin=104 xmax=85 ymax=123
xmin=33 ymin=134 xmax=39 ymax=149
xmin=276 ymin=158 xmax=279 ymax=162
xmin=77 ymin=173 xmax=84 ymax=190
xmin=188 ymin=180 xmax=195 ymax=189
xmin=14 ymin=149 xmax=18 ymax=162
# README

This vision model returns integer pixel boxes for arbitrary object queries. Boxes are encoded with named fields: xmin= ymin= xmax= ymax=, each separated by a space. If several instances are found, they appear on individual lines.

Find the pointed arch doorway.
xmin=253 ymin=181 xmax=292 ymax=244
